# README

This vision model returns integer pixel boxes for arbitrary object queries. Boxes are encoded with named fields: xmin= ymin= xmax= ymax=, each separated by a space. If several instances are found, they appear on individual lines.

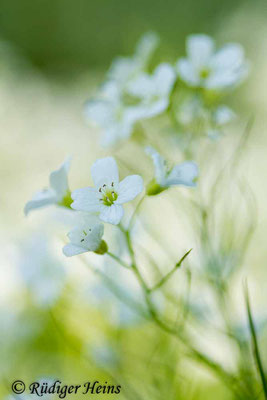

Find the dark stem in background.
xmin=244 ymin=282 xmax=267 ymax=399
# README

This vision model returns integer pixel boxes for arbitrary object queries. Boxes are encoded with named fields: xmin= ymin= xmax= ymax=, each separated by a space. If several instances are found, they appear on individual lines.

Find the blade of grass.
xmin=148 ymin=249 xmax=192 ymax=292
xmin=244 ymin=281 xmax=267 ymax=399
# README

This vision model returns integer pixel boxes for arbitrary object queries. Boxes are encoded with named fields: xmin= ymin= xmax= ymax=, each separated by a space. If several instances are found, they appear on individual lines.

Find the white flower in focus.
xmin=24 ymin=157 xmax=72 ymax=215
xmin=85 ymin=82 xmax=143 ymax=147
xmin=177 ymin=34 xmax=249 ymax=90
xmin=126 ymin=63 xmax=176 ymax=119
xmin=146 ymin=147 xmax=198 ymax=195
xmin=71 ymin=157 xmax=143 ymax=225
xmin=63 ymin=216 xmax=106 ymax=257
xmin=108 ymin=31 xmax=159 ymax=87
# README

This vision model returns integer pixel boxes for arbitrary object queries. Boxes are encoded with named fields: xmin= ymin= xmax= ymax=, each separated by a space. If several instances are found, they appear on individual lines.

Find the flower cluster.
xmin=85 ymin=32 xmax=176 ymax=146
xmin=24 ymin=33 xmax=250 ymax=258
xmin=25 ymin=151 xmax=198 ymax=257
xmin=85 ymin=33 xmax=249 ymax=146
xmin=21 ymin=32 xmax=263 ymax=399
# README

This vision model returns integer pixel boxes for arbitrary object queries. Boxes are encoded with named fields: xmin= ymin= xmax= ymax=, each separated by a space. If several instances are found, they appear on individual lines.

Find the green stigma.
xmin=99 ymin=182 xmax=118 ymax=207
xmin=103 ymin=191 xmax=118 ymax=206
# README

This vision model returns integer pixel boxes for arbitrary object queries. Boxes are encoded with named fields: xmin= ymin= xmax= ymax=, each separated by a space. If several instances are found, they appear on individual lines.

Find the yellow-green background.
xmin=0 ymin=0 xmax=266 ymax=399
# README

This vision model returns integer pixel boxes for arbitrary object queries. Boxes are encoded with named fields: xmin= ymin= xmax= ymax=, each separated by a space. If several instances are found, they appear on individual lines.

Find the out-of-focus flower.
xmin=85 ymin=81 xmax=143 ymax=147
xmin=24 ymin=157 xmax=72 ymax=215
xmin=71 ymin=157 xmax=143 ymax=225
xmin=63 ymin=215 xmax=107 ymax=257
xmin=126 ymin=63 xmax=176 ymax=119
xmin=207 ymin=105 xmax=235 ymax=139
xmin=177 ymin=34 xmax=249 ymax=90
xmin=178 ymin=96 xmax=235 ymax=140
xmin=19 ymin=234 xmax=65 ymax=308
xmin=85 ymin=33 xmax=159 ymax=147
xmin=108 ymin=31 xmax=159 ymax=87
xmin=146 ymin=147 xmax=198 ymax=195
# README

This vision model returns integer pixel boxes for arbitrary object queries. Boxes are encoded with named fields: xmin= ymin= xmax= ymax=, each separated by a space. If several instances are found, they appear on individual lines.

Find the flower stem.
xmin=106 ymin=252 xmax=131 ymax=269
xmin=118 ymin=227 xmax=245 ymax=397
xmin=128 ymin=194 xmax=146 ymax=231
xmin=148 ymin=248 xmax=192 ymax=292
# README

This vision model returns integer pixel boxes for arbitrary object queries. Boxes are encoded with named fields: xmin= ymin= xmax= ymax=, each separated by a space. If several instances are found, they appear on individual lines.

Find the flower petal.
xmin=166 ymin=161 xmax=199 ymax=187
xmin=101 ymin=80 xmax=121 ymax=102
xmin=117 ymin=175 xmax=143 ymax=204
xmin=146 ymin=147 xmax=167 ymax=185
xmin=135 ymin=31 xmax=159 ymax=65
xmin=127 ymin=63 xmax=175 ymax=100
xmin=108 ymin=56 xmax=140 ymax=86
xmin=153 ymin=63 xmax=176 ymax=96
xmin=140 ymin=100 xmax=168 ymax=119
xmin=24 ymin=189 xmax=57 ymax=216
xmin=214 ymin=105 xmax=235 ymax=126
xmin=187 ymin=34 xmax=214 ymax=68
xmin=205 ymin=63 xmax=249 ymax=89
xmin=91 ymin=157 xmax=119 ymax=188
xmin=177 ymin=59 xmax=200 ymax=86
xmin=99 ymin=204 xmax=124 ymax=225
xmin=84 ymin=224 xmax=104 ymax=251
xmin=71 ymin=187 xmax=101 ymax=212
xmin=49 ymin=157 xmax=71 ymax=200
xmin=211 ymin=43 xmax=245 ymax=70
xmin=127 ymin=73 xmax=153 ymax=98
xmin=63 ymin=243 xmax=87 ymax=257
xmin=67 ymin=221 xmax=104 ymax=251
xmin=85 ymin=99 xmax=114 ymax=128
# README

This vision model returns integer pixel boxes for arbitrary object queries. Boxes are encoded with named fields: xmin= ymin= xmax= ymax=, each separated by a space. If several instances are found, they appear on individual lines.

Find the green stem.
xmin=106 ymin=252 xmax=131 ymax=269
xmin=148 ymin=249 xmax=192 ymax=292
xmin=245 ymin=283 xmax=267 ymax=399
xmin=118 ymin=227 xmax=243 ymax=396
xmin=128 ymin=194 xmax=146 ymax=231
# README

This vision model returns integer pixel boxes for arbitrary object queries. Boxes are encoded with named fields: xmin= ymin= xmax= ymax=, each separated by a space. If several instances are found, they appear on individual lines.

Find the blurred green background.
xmin=0 ymin=0 xmax=267 ymax=399
xmin=0 ymin=0 xmax=265 ymax=76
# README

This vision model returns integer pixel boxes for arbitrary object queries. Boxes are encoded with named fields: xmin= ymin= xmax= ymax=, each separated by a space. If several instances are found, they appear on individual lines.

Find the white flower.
xmin=146 ymin=147 xmax=198 ymax=195
xmin=71 ymin=157 xmax=143 ymax=225
xmin=85 ymin=33 xmax=160 ymax=147
xmin=213 ymin=105 xmax=235 ymax=125
xmin=108 ymin=31 xmax=159 ymax=87
xmin=126 ymin=63 xmax=176 ymax=119
xmin=24 ymin=157 xmax=72 ymax=215
xmin=85 ymin=82 xmax=143 ymax=147
xmin=177 ymin=34 xmax=249 ymax=90
xmin=63 ymin=215 xmax=106 ymax=257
